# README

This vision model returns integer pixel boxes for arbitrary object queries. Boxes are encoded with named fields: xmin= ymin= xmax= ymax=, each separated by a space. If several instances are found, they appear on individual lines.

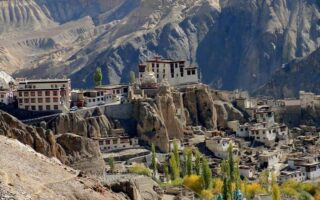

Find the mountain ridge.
xmin=0 ymin=0 xmax=319 ymax=93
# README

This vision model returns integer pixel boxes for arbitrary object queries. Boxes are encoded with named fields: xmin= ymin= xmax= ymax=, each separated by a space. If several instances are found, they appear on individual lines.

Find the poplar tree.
xmin=201 ymin=158 xmax=212 ymax=189
xmin=164 ymin=165 xmax=170 ymax=182
xmin=151 ymin=143 xmax=157 ymax=176
xmin=173 ymin=139 xmax=180 ymax=168
xmin=183 ymin=149 xmax=188 ymax=177
xmin=272 ymin=183 xmax=281 ymax=200
xmin=129 ymin=70 xmax=136 ymax=84
xmin=187 ymin=149 xmax=193 ymax=176
xmin=108 ymin=157 xmax=115 ymax=173
xmin=228 ymin=144 xmax=235 ymax=182
xmin=93 ymin=67 xmax=103 ymax=86
xmin=169 ymin=152 xmax=180 ymax=180
xmin=195 ymin=149 xmax=201 ymax=175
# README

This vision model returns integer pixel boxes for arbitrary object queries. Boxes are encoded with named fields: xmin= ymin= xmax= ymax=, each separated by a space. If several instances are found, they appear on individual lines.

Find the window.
xmin=31 ymin=98 xmax=36 ymax=103
xmin=99 ymin=141 xmax=104 ymax=145
xmin=19 ymin=99 xmax=22 ymax=103
xmin=97 ymin=98 xmax=100 ymax=101
xmin=53 ymin=105 xmax=58 ymax=110
xmin=33 ymin=85 xmax=36 ymax=89
xmin=0 ymin=94 xmax=4 ymax=98
xmin=31 ymin=106 xmax=36 ymax=110
xmin=89 ymin=99 xmax=91 ymax=103
xmin=24 ymin=99 xmax=29 ymax=103
xmin=46 ymin=105 xmax=51 ymax=110
xmin=38 ymin=105 xmax=43 ymax=111
xmin=53 ymin=97 xmax=58 ymax=103
xmin=46 ymin=98 xmax=50 ymax=103
xmin=25 ymin=106 xmax=29 ymax=110
xmin=192 ymin=69 xmax=196 ymax=75
xmin=45 ymin=91 xmax=50 ymax=96
xmin=38 ymin=91 xmax=42 ymax=96
xmin=53 ymin=91 xmax=58 ymax=96
xmin=187 ymin=70 xmax=191 ymax=75
xmin=38 ymin=98 xmax=43 ymax=103
xmin=24 ymin=91 xmax=29 ymax=96
xmin=19 ymin=91 xmax=22 ymax=96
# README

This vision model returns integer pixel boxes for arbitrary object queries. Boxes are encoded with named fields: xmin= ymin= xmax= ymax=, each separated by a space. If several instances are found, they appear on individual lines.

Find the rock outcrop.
xmin=182 ymin=85 xmax=218 ymax=129
xmin=133 ymin=84 xmax=244 ymax=152
xmin=0 ymin=111 xmax=105 ymax=175
xmin=51 ymin=108 xmax=113 ymax=138
xmin=0 ymin=135 xmax=123 ymax=200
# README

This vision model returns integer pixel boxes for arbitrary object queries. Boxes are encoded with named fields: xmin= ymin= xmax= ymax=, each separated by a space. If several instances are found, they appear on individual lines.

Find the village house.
xmin=278 ymin=169 xmax=307 ymax=184
xmin=97 ymin=136 xmax=139 ymax=152
xmin=299 ymin=91 xmax=320 ymax=108
xmin=16 ymin=79 xmax=71 ymax=111
xmin=83 ymin=90 xmax=105 ymax=107
xmin=138 ymin=56 xmax=199 ymax=86
xmin=287 ymin=156 xmax=320 ymax=180
xmin=95 ymin=84 xmax=129 ymax=103
xmin=205 ymin=136 xmax=239 ymax=159
xmin=239 ymin=165 xmax=255 ymax=179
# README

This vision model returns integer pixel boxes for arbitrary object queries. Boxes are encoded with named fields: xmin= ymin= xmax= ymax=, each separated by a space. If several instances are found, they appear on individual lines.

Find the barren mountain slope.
xmin=0 ymin=0 xmax=319 ymax=92
xmin=256 ymin=47 xmax=320 ymax=98
xmin=0 ymin=135 xmax=122 ymax=200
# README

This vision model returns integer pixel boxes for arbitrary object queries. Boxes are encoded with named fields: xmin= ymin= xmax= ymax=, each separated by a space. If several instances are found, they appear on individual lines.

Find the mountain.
xmin=0 ymin=0 xmax=319 ymax=91
xmin=255 ymin=47 xmax=320 ymax=98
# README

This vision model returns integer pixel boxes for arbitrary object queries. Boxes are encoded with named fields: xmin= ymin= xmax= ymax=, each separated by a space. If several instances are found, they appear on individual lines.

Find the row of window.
xmin=19 ymin=97 xmax=59 ymax=104
xmin=24 ymin=105 xmax=59 ymax=111
xmin=19 ymin=90 xmax=59 ymax=97
xmin=23 ymin=84 xmax=66 ymax=89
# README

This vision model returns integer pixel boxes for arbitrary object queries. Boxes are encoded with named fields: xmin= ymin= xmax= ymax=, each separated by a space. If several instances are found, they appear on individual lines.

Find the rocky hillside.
xmin=256 ymin=47 xmax=320 ymax=98
xmin=0 ymin=135 xmax=123 ymax=200
xmin=1 ymin=0 xmax=319 ymax=91
xmin=0 ymin=111 xmax=105 ymax=175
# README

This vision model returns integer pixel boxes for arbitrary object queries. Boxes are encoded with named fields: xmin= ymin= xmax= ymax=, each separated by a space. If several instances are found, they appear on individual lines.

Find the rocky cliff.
xmin=1 ymin=0 xmax=319 ymax=92
xmin=133 ymin=84 xmax=244 ymax=152
xmin=256 ymin=47 xmax=320 ymax=98
xmin=0 ymin=111 xmax=105 ymax=175
xmin=0 ymin=135 xmax=123 ymax=200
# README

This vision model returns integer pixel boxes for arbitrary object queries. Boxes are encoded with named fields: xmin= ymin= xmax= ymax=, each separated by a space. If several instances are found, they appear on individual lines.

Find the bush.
xmin=128 ymin=163 xmax=151 ymax=176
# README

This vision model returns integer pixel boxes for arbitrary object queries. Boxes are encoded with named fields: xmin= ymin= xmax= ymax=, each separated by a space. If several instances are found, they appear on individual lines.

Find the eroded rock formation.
xmin=0 ymin=111 xmax=105 ymax=175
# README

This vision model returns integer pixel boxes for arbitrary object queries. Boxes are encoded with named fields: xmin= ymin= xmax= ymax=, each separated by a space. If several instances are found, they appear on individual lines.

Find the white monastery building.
xmin=16 ymin=79 xmax=71 ymax=111
xmin=138 ymin=56 xmax=199 ymax=86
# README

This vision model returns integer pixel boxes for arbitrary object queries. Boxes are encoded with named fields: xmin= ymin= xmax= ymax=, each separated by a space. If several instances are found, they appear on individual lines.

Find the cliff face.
xmin=51 ymin=108 xmax=113 ymax=138
xmin=2 ymin=0 xmax=319 ymax=92
xmin=0 ymin=111 xmax=105 ymax=175
xmin=256 ymin=47 xmax=320 ymax=98
xmin=133 ymin=84 xmax=244 ymax=152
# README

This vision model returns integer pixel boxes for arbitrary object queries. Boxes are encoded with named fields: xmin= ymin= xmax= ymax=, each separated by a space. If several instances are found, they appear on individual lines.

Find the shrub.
xmin=128 ymin=163 xmax=151 ymax=176
xmin=183 ymin=175 xmax=204 ymax=194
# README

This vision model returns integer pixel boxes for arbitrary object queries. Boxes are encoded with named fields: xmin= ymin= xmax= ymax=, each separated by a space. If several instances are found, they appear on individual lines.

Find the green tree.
xmin=169 ymin=152 xmax=180 ymax=180
xmin=93 ymin=67 xmax=103 ymax=86
xmin=223 ymin=176 xmax=231 ymax=200
xmin=186 ymin=149 xmax=193 ymax=176
xmin=228 ymin=144 xmax=235 ymax=182
xmin=183 ymin=149 xmax=188 ymax=177
xmin=272 ymin=183 xmax=281 ymax=200
xmin=108 ymin=157 xmax=115 ymax=173
xmin=201 ymin=158 xmax=212 ymax=189
xmin=151 ymin=143 xmax=157 ymax=176
xmin=164 ymin=165 xmax=170 ymax=182
xmin=194 ymin=149 xmax=201 ymax=175
xmin=129 ymin=70 xmax=136 ymax=84
xmin=173 ymin=139 xmax=180 ymax=168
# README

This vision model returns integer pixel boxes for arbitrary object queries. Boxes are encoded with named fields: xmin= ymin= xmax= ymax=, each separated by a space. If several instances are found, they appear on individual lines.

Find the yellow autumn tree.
xmin=183 ymin=175 xmax=204 ymax=194
xmin=213 ymin=178 xmax=224 ymax=195
xmin=245 ymin=182 xmax=264 ymax=199
xmin=201 ymin=189 xmax=213 ymax=200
